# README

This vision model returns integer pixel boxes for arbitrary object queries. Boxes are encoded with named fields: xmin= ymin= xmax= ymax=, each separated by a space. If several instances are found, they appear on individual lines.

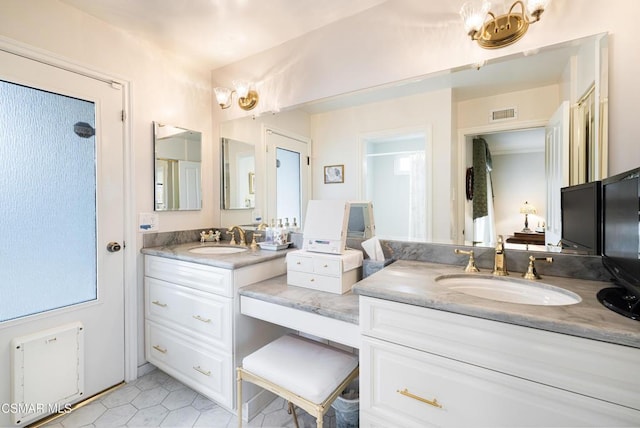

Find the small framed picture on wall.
xmin=324 ymin=164 xmax=344 ymax=184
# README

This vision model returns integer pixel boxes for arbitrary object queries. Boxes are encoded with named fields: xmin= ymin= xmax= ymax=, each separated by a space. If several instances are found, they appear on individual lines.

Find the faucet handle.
xmin=250 ymin=233 xmax=262 ymax=250
xmin=226 ymin=230 xmax=236 ymax=245
xmin=454 ymin=249 xmax=480 ymax=273
xmin=523 ymin=255 xmax=553 ymax=280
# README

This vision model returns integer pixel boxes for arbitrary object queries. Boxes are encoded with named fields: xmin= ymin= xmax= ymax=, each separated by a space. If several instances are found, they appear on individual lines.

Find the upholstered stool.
xmin=237 ymin=334 xmax=359 ymax=428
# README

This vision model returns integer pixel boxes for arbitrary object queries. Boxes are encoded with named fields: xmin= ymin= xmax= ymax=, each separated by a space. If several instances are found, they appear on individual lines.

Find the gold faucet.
xmin=454 ymin=249 xmax=480 ymax=272
xmin=523 ymin=255 xmax=553 ymax=280
xmin=226 ymin=226 xmax=246 ymax=246
xmin=493 ymin=235 xmax=508 ymax=276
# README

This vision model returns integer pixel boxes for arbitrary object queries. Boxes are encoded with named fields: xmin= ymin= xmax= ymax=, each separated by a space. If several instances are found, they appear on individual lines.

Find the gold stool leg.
xmin=237 ymin=368 xmax=243 ymax=428
xmin=288 ymin=401 xmax=299 ymax=428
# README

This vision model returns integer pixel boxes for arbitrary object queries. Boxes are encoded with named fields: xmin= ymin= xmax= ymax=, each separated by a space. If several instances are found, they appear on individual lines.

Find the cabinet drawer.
xmin=287 ymin=253 xmax=314 ymax=273
xmin=313 ymin=257 xmax=341 ymax=276
xmin=361 ymin=337 xmax=640 ymax=427
xmin=288 ymin=253 xmax=343 ymax=277
xmin=145 ymin=255 xmax=232 ymax=297
xmin=145 ymin=277 xmax=232 ymax=350
xmin=287 ymin=270 xmax=356 ymax=294
xmin=360 ymin=296 xmax=640 ymax=410
xmin=145 ymin=321 xmax=233 ymax=409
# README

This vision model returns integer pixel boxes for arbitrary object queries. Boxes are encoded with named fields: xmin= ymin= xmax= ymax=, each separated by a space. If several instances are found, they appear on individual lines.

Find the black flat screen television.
xmin=561 ymin=181 xmax=601 ymax=255
xmin=598 ymin=167 xmax=640 ymax=320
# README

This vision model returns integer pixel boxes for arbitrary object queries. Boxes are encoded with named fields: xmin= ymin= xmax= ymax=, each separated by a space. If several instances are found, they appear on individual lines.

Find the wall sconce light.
xmin=460 ymin=0 xmax=551 ymax=49
xmin=519 ymin=201 xmax=537 ymax=232
xmin=214 ymin=79 xmax=259 ymax=111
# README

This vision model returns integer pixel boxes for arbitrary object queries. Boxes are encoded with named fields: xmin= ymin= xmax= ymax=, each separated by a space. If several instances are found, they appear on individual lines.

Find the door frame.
xmin=0 ymin=36 xmax=137 ymax=382
xmin=262 ymin=125 xmax=312 ymax=227
xmin=357 ymin=125 xmax=434 ymax=242
xmin=456 ymin=118 xmax=548 ymax=245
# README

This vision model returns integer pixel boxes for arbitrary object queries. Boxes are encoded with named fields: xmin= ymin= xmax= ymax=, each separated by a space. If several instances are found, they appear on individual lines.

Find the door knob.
xmin=107 ymin=242 xmax=122 ymax=252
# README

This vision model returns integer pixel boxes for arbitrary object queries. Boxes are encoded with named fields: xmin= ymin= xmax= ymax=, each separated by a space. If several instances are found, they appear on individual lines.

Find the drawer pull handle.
xmin=323 ymin=264 xmax=328 ymax=268
xmin=193 ymin=366 xmax=211 ymax=376
xmin=397 ymin=388 xmax=443 ymax=409
xmin=152 ymin=300 xmax=167 ymax=308
xmin=153 ymin=345 xmax=167 ymax=354
xmin=193 ymin=315 xmax=212 ymax=323
xmin=296 ymin=261 xmax=301 ymax=265
xmin=310 ymin=278 xmax=315 ymax=282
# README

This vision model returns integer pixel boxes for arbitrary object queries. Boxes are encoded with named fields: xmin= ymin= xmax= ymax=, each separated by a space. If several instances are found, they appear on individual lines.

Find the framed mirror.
xmin=153 ymin=122 xmax=202 ymax=211
xmin=221 ymin=137 xmax=256 ymax=210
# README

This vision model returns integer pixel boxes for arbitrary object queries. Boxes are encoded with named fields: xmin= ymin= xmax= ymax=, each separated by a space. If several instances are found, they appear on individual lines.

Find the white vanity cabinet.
xmin=144 ymin=254 xmax=288 ymax=413
xmin=359 ymin=296 xmax=640 ymax=428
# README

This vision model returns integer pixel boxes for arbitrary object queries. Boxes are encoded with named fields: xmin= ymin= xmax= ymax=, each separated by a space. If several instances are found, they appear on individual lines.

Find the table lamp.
xmin=520 ymin=201 xmax=536 ymax=232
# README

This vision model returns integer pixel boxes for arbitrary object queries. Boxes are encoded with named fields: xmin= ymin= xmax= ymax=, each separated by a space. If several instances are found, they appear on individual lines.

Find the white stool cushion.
xmin=242 ymin=334 xmax=358 ymax=404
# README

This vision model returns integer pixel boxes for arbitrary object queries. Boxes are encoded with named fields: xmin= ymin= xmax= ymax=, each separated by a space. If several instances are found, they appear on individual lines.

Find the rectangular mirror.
xmin=221 ymin=137 xmax=256 ymax=209
xmin=153 ymin=122 xmax=202 ymax=211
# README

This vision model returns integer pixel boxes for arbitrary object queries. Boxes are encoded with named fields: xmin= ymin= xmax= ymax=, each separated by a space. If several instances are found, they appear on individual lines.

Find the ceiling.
xmin=58 ymin=0 xmax=585 ymax=112
xmin=59 ymin=0 xmax=390 ymax=70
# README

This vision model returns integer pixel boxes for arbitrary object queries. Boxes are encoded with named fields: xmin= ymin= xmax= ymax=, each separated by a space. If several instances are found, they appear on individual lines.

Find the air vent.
xmin=489 ymin=107 xmax=518 ymax=122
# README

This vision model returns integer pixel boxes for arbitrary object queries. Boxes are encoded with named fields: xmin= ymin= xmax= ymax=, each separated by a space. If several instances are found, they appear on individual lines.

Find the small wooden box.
xmin=286 ymin=249 xmax=363 ymax=294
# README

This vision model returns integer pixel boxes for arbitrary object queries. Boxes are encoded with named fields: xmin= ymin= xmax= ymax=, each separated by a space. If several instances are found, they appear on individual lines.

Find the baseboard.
xmin=243 ymin=388 xmax=278 ymax=422
xmin=136 ymin=362 xmax=156 ymax=378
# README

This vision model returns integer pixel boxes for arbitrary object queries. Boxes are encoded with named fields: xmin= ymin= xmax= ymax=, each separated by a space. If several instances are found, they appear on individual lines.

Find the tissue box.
xmin=286 ymin=249 xmax=363 ymax=294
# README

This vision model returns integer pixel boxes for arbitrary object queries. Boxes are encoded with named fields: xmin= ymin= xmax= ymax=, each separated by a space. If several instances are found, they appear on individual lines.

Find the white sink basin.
xmin=188 ymin=246 xmax=248 ymax=255
xmin=435 ymin=274 xmax=581 ymax=306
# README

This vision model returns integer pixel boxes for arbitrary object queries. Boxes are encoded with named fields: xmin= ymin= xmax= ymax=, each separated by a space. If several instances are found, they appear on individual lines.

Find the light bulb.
xmin=232 ymin=80 xmax=251 ymax=99
xmin=214 ymin=87 xmax=232 ymax=108
xmin=460 ymin=0 xmax=491 ymax=36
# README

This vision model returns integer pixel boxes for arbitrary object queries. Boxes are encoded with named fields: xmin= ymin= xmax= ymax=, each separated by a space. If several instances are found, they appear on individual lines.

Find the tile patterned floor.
xmin=40 ymin=368 xmax=337 ymax=428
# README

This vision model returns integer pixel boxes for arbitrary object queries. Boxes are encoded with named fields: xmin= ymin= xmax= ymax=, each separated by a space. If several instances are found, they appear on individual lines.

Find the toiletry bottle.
xmin=264 ymin=219 xmax=276 ymax=244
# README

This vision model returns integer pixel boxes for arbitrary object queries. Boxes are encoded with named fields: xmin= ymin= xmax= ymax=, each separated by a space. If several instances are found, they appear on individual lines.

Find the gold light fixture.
xmin=519 ymin=201 xmax=537 ymax=232
xmin=214 ymin=79 xmax=259 ymax=111
xmin=460 ymin=0 xmax=551 ymax=49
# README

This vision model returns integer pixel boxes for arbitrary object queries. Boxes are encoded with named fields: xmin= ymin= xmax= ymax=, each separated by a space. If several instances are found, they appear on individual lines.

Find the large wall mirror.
xmin=221 ymin=137 xmax=256 ymax=210
xmin=218 ymin=33 xmax=608 ymax=254
xmin=153 ymin=122 xmax=202 ymax=211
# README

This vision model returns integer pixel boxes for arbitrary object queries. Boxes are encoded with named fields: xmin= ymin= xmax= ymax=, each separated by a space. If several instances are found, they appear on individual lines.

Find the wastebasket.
xmin=331 ymin=378 xmax=359 ymax=428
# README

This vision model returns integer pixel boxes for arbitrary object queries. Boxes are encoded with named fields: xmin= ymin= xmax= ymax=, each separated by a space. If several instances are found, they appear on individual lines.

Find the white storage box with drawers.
xmin=286 ymin=249 xmax=363 ymax=294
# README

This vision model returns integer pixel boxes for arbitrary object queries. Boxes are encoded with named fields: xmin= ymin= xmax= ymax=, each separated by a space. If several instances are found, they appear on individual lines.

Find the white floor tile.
xmin=39 ymin=368 xmax=351 ymax=427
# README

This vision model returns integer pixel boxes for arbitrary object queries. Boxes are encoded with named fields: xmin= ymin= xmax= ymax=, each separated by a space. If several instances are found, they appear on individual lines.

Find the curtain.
xmin=472 ymin=138 xmax=496 ymax=246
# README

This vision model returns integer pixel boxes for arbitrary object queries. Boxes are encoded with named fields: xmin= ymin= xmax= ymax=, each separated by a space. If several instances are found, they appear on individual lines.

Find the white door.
xmin=265 ymin=128 xmax=310 ymax=228
xmin=0 ymin=49 xmax=125 ymax=425
xmin=545 ymin=101 xmax=570 ymax=247
xmin=178 ymin=160 xmax=202 ymax=210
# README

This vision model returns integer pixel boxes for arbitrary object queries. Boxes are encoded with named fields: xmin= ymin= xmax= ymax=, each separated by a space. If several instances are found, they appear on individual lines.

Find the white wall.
xmin=491 ymin=152 xmax=547 ymax=238
xmin=212 ymin=0 xmax=640 ymax=175
xmin=0 ymin=0 xmax=214 ymax=370
xmin=311 ymin=88 xmax=452 ymax=240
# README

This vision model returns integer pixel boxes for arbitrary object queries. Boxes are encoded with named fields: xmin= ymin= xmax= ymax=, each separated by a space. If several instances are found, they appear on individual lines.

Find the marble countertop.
xmin=353 ymin=260 xmax=640 ymax=349
xmin=238 ymin=275 xmax=359 ymax=324
xmin=141 ymin=242 xmax=294 ymax=269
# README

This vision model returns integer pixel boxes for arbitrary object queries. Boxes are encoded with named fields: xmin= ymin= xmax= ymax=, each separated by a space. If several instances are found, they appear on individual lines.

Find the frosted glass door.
xmin=0 ymin=81 xmax=97 ymax=322
xmin=0 ymin=47 xmax=125 ymax=425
